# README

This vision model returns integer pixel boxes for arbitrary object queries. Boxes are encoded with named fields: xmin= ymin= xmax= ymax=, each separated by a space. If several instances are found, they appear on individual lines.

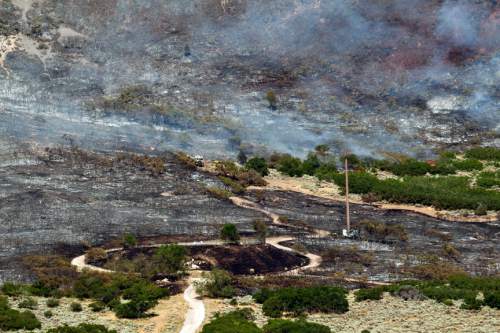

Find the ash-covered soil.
xmin=189 ymin=244 xmax=308 ymax=275
xmin=243 ymin=189 xmax=500 ymax=278
xmin=0 ymin=145 xmax=267 ymax=282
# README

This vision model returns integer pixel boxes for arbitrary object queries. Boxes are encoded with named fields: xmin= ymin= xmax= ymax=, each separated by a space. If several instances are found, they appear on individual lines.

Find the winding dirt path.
xmin=70 ymin=196 xmax=360 ymax=332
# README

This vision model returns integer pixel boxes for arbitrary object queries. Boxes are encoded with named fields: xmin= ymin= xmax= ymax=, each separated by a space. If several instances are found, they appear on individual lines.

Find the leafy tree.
xmin=277 ymin=155 xmax=304 ymax=177
xmin=245 ymin=157 xmax=269 ymax=176
xmin=220 ymin=224 xmax=240 ymax=244
xmin=301 ymin=153 xmax=321 ymax=175
xmin=153 ymin=244 xmax=188 ymax=274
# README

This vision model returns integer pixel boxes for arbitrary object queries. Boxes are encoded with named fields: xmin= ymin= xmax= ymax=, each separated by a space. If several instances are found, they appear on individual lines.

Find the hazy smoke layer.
xmin=0 ymin=0 xmax=498 ymax=158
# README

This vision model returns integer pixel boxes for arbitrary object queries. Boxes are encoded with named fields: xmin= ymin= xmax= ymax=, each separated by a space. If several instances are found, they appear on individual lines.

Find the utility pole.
xmin=344 ymin=156 xmax=350 ymax=234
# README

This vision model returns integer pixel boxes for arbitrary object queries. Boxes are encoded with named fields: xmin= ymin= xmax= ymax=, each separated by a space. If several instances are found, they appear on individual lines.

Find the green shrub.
xmin=123 ymin=233 xmax=137 ymax=248
xmin=256 ymin=286 xmax=348 ymax=317
xmin=388 ymin=159 xmax=432 ymax=176
xmin=18 ymin=298 xmax=38 ymax=310
xmin=201 ymin=309 xmax=260 ymax=333
xmin=219 ymin=177 xmax=246 ymax=194
xmin=197 ymin=269 xmax=236 ymax=299
xmin=301 ymin=153 xmax=321 ymax=176
xmin=465 ymin=147 xmax=500 ymax=161
xmin=47 ymin=324 xmax=117 ymax=333
xmin=354 ymin=287 xmax=385 ymax=302
xmin=460 ymin=296 xmax=483 ymax=310
xmin=153 ymin=244 xmax=188 ymax=275
xmin=44 ymin=310 xmax=53 ymax=318
xmin=220 ymin=224 xmax=240 ymax=244
xmin=1 ymin=283 xmax=25 ymax=297
xmin=245 ymin=157 xmax=269 ymax=176
xmin=332 ymin=172 xmax=379 ymax=194
xmin=477 ymin=171 xmax=500 ymax=189
xmin=484 ymin=291 xmax=500 ymax=309
xmin=47 ymin=298 xmax=60 ymax=308
xmin=452 ymin=159 xmax=483 ymax=171
xmin=70 ymin=302 xmax=83 ymax=312
xmin=263 ymin=319 xmax=331 ymax=333
xmin=0 ymin=297 xmax=41 ymax=331
xmin=89 ymin=302 xmax=106 ymax=312
xmin=277 ymin=155 xmax=304 ymax=177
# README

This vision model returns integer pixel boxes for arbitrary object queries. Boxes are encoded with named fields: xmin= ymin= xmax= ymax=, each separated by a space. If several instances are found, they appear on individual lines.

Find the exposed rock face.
xmin=0 ymin=0 xmax=498 ymax=159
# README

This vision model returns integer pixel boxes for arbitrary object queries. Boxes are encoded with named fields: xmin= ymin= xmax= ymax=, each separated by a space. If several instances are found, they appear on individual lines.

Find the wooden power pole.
xmin=344 ymin=156 xmax=350 ymax=234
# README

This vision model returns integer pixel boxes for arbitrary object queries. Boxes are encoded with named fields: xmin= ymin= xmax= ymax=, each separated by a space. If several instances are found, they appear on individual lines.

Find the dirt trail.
xmin=180 ymin=279 xmax=205 ymax=333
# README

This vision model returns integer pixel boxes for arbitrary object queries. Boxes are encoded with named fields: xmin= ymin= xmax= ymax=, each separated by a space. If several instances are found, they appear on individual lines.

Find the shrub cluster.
xmin=216 ymin=160 xmax=267 ymax=186
xmin=477 ymin=171 xmax=500 ymax=189
xmin=201 ymin=309 xmax=260 ymax=333
xmin=245 ymin=157 xmax=270 ymax=176
xmin=354 ymin=275 xmax=500 ymax=310
xmin=0 ymin=296 xmax=41 ymax=331
xmin=72 ymin=273 xmax=167 ymax=318
xmin=201 ymin=310 xmax=331 ymax=333
xmin=465 ymin=147 xmax=500 ymax=161
xmin=196 ymin=269 xmax=236 ymax=299
xmin=254 ymin=286 xmax=348 ymax=317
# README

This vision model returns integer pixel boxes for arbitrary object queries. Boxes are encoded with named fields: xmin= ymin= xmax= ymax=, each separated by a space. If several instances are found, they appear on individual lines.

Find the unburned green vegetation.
xmin=253 ymin=286 xmax=348 ymax=317
xmin=354 ymin=275 xmax=500 ymax=310
xmin=200 ymin=309 xmax=331 ymax=333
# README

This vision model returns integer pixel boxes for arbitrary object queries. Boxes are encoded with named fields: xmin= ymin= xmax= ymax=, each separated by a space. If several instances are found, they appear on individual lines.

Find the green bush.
xmin=245 ymin=157 xmax=269 ymax=176
xmin=484 ymin=291 xmax=500 ymax=309
xmin=263 ymin=319 xmax=331 ymax=333
xmin=197 ymin=269 xmax=236 ymax=299
xmin=220 ymin=224 xmax=240 ymax=244
xmin=44 ymin=310 xmax=53 ymax=318
xmin=465 ymin=147 xmax=500 ymax=161
xmin=354 ymin=287 xmax=385 ymax=302
xmin=331 ymin=172 xmax=379 ymax=194
xmin=89 ymin=302 xmax=106 ymax=312
xmin=47 ymin=324 xmax=118 ymax=333
xmin=47 ymin=298 xmax=60 ymax=308
xmin=123 ymin=233 xmax=138 ymax=248
xmin=201 ymin=309 xmax=260 ymax=333
xmin=255 ymin=286 xmax=348 ymax=317
xmin=452 ymin=159 xmax=483 ymax=171
xmin=219 ymin=177 xmax=246 ymax=194
xmin=301 ymin=153 xmax=321 ymax=176
xmin=18 ymin=298 xmax=38 ymax=310
xmin=460 ymin=293 xmax=483 ymax=310
xmin=153 ymin=244 xmax=188 ymax=275
xmin=70 ymin=302 xmax=83 ymax=312
xmin=277 ymin=155 xmax=304 ymax=177
xmin=388 ymin=159 xmax=432 ymax=176
xmin=1 ymin=283 xmax=25 ymax=297
xmin=477 ymin=171 xmax=500 ymax=189
xmin=0 ymin=297 xmax=41 ymax=331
